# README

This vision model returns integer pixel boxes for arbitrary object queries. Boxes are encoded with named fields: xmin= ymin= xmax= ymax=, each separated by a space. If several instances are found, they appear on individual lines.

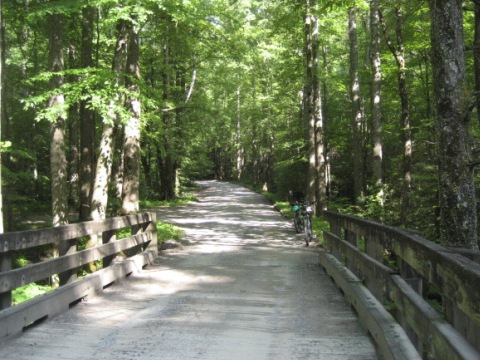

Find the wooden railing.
xmin=0 ymin=212 xmax=157 ymax=339
xmin=320 ymin=210 xmax=480 ymax=360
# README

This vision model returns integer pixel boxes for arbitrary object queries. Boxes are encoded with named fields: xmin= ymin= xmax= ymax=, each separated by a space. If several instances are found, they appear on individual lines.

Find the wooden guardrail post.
xmin=0 ymin=250 xmax=11 ymax=310
xmin=130 ymin=222 xmax=142 ymax=257
xmin=345 ymin=229 xmax=358 ymax=246
xmin=393 ymin=256 xmax=422 ymax=352
xmin=329 ymin=216 xmax=341 ymax=237
xmin=344 ymin=229 xmax=359 ymax=275
xmin=102 ymin=229 xmax=117 ymax=268
xmin=59 ymin=235 xmax=78 ymax=286
xmin=146 ymin=212 xmax=157 ymax=255
xmin=365 ymin=228 xmax=383 ymax=262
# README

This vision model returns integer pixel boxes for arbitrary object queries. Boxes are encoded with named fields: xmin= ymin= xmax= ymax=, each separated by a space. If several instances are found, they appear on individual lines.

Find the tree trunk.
xmin=370 ymin=0 xmax=384 ymax=207
xmin=48 ymin=11 xmax=68 ymax=285
xmin=0 ymin=5 xmax=4 ymax=234
xmin=429 ymin=0 xmax=478 ymax=249
xmin=48 ymin=12 xmax=68 ymax=227
xmin=236 ymin=85 xmax=244 ymax=180
xmin=90 ymin=19 xmax=129 ymax=220
xmin=159 ymin=152 xmax=176 ymax=200
xmin=312 ymin=10 xmax=326 ymax=212
xmin=159 ymin=33 xmax=178 ymax=200
xmin=349 ymin=7 xmax=365 ymax=204
xmin=67 ymin=45 xmax=79 ymax=209
xmin=475 ymin=0 xmax=480 ymax=123
xmin=121 ymin=24 xmax=141 ymax=215
xmin=394 ymin=7 xmax=412 ymax=226
xmin=91 ymin=124 xmax=116 ymax=221
xmin=304 ymin=0 xmax=316 ymax=204
xmin=79 ymin=5 xmax=96 ymax=221
xmin=379 ymin=6 xmax=412 ymax=225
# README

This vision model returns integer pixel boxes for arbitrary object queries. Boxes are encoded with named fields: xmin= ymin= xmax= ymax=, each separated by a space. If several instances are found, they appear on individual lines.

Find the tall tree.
xmin=349 ymin=6 xmax=365 ymax=204
xmin=159 ymin=27 xmax=176 ymax=200
xmin=304 ymin=0 xmax=317 ymax=204
xmin=79 ymin=4 xmax=96 ymax=221
xmin=0 ymin=0 xmax=3 ymax=233
xmin=121 ymin=21 xmax=141 ymax=215
xmin=312 ymin=8 xmax=326 ymax=212
xmin=48 ymin=11 xmax=68 ymax=227
xmin=370 ymin=0 xmax=384 ymax=207
xmin=90 ymin=19 xmax=130 ymax=221
xmin=379 ymin=4 xmax=412 ymax=224
xmin=474 ymin=0 xmax=480 ymax=123
xmin=429 ymin=0 xmax=478 ymax=249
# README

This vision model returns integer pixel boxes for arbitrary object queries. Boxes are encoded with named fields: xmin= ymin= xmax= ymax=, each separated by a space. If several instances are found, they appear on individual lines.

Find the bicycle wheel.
xmin=304 ymin=216 xmax=311 ymax=246
xmin=294 ymin=212 xmax=303 ymax=233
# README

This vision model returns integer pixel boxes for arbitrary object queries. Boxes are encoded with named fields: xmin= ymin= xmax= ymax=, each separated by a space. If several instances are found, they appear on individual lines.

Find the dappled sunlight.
xmin=45 ymin=181 xmax=314 ymax=353
xmin=130 ymin=268 xmax=234 ymax=295
xmin=189 ymin=243 xmax=243 ymax=253
xmin=0 ymin=182 xmax=375 ymax=360
xmin=74 ymin=265 xmax=236 ymax=326
xmin=155 ymin=185 xmax=298 ymax=254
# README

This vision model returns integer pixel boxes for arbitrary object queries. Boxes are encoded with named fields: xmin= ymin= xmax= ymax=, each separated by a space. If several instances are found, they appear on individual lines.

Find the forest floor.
xmin=0 ymin=181 xmax=378 ymax=359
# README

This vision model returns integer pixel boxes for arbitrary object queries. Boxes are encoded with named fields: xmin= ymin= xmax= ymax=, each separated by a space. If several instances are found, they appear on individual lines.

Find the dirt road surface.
xmin=0 ymin=181 xmax=378 ymax=359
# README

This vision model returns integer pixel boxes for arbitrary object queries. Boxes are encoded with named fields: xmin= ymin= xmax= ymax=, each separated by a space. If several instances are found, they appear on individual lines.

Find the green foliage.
xmin=12 ymin=283 xmax=52 ymax=305
xmin=274 ymin=201 xmax=293 ymax=217
xmin=311 ymin=217 xmax=330 ymax=245
xmin=0 ymin=0 xmax=478 ymax=246
xmin=23 ymin=68 xmax=132 ymax=125
xmin=157 ymin=222 xmax=185 ymax=243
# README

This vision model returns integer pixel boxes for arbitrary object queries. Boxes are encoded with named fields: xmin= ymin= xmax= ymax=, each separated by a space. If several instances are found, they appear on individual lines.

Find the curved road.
xmin=0 ymin=181 xmax=377 ymax=359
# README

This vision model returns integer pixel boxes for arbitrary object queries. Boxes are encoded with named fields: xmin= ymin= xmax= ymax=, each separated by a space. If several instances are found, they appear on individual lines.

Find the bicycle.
xmin=302 ymin=202 xmax=314 ymax=246
xmin=291 ymin=201 xmax=303 ymax=234
xmin=291 ymin=200 xmax=314 ymax=246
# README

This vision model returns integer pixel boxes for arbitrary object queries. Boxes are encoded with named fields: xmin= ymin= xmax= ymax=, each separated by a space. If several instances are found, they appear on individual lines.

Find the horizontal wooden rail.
xmin=0 ymin=212 xmax=157 ymax=339
xmin=0 ymin=213 xmax=155 ymax=253
xmin=321 ymin=210 xmax=480 ymax=360
xmin=0 ymin=232 xmax=152 ymax=293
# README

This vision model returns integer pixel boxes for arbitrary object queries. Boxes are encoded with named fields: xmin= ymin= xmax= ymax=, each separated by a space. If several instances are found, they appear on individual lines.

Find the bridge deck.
xmin=0 ymin=181 xmax=378 ymax=359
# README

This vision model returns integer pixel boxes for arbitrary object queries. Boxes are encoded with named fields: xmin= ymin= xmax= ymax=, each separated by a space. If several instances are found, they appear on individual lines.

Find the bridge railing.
xmin=320 ymin=210 xmax=480 ymax=360
xmin=0 ymin=212 xmax=157 ymax=339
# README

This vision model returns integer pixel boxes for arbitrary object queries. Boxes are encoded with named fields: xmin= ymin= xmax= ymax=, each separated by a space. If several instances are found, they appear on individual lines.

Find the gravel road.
xmin=0 ymin=181 xmax=378 ymax=359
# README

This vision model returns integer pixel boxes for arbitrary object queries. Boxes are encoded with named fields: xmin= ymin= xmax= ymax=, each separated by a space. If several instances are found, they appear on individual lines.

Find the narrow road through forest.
xmin=0 ymin=181 xmax=377 ymax=359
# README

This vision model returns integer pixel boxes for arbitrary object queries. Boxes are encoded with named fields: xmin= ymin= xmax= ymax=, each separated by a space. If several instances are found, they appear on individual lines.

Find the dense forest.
xmin=0 ymin=0 xmax=479 ymax=250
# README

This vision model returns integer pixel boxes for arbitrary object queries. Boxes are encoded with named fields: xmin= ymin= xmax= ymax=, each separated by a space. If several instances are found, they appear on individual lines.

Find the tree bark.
xmin=0 ymin=4 xmax=4 ymax=234
xmin=236 ymin=85 xmax=244 ymax=180
xmin=90 ymin=19 xmax=129 ymax=220
xmin=395 ymin=7 xmax=412 ymax=226
xmin=121 ymin=23 xmax=141 ymax=215
xmin=159 ymin=34 xmax=175 ymax=200
xmin=429 ymin=0 xmax=478 ymax=249
xmin=67 ymin=45 xmax=79 ymax=209
xmin=379 ymin=6 xmax=412 ymax=224
xmin=349 ymin=7 xmax=365 ymax=204
xmin=474 ymin=0 xmax=480 ymax=123
xmin=370 ymin=0 xmax=384 ymax=207
xmin=48 ymin=12 xmax=68 ymax=227
xmin=79 ymin=5 xmax=96 ymax=221
xmin=312 ymin=9 xmax=326 ymax=212
xmin=304 ymin=0 xmax=316 ymax=204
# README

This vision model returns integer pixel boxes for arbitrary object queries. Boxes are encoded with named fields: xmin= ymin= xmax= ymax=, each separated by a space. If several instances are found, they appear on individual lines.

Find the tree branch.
xmin=378 ymin=8 xmax=401 ymax=67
